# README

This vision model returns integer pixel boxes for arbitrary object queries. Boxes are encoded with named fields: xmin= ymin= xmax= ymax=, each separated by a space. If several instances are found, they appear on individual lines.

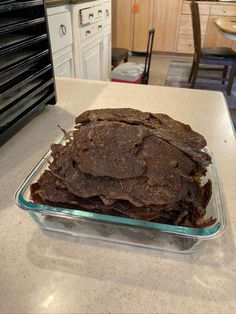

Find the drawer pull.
xmin=98 ymin=9 xmax=102 ymax=14
xmin=86 ymin=30 xmax=91 ymax=36
xmin=106 ymin=9 xmax=110 ymax=17
xmin=89 ymin=13 xmax=94 ymax=18
xmin=98 ymin=25 xmax=102 ymax=30
xmin=59 ymin=24 xmax=67 ymax=37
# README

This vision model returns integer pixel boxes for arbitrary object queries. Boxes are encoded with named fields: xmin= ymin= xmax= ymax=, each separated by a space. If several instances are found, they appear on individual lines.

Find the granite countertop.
xmin=46 ymin=0 xmax=96 ymax=7
xmin=0 ymin=78 xmax=236 ymax=314
xmin=46 ymin=0 xmax=70 ymax=7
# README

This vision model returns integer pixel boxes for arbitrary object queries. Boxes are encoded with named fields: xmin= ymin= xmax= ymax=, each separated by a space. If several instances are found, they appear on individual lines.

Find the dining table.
xmin=214 ymin=17 xmax=236 ymax=41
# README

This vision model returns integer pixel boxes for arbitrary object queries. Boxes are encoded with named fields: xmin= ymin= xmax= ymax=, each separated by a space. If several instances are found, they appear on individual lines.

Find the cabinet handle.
xmin=89 ymin=13 xmax=94 ymax=18
xmin=62 ymin=24 xmax=67 ymax=36
xmin=86 ymin=30 xmax=91 ymax=36
xmin=98 ymin=25 xmax=102 ymax=30
xmin=98 ymin=9 xmax=102 ymax=14
xmin=59 ymin=24 xmax=67 ymax=37
xmin=106 ymin=9 xmax=109 ymax=17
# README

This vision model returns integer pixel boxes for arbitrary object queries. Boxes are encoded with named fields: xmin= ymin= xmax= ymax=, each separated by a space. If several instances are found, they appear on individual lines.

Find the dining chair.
xmin=111 ymin=29 xmax=155 ymax=84
xmin=189 ymin=0 xmax=236 ymax=95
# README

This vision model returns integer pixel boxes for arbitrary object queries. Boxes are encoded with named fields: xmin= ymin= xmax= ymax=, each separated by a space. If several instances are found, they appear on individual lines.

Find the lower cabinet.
xmin=204 ymin=15 xmax=233 ymax=48
xmin=112 ymin=0 xmax=181 ymax=53
xmin=112 ymin=0 xmax=236 ymax=54
xmin=103 ymin=26 xmax=112 ymax=80
xmin=54 ymin=49 xmax=74 ymax=77
xmin=72 ymin=0 xmax=112 ymax=80
xmin=47 ymin=5 xmax=75 ymax=78
xmin=80 ymin=38 xmax=103 ymax=80
xmin=177 ymin=1 xmax=236 ymax=53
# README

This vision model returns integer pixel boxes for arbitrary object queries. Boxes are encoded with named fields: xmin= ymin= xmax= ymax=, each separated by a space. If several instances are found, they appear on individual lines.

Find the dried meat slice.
xmin=75 ymin=108 xmax=211 ymax=170
xmin=72 ymin=121 xmax=147 ymax=179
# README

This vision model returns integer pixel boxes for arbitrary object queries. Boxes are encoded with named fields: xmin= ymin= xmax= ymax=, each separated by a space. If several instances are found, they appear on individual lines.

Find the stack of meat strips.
xmin=30 ymin=108 xmax=214 ymax=228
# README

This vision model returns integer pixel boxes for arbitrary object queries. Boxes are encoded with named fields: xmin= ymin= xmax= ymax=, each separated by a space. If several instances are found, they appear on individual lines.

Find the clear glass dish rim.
xmin=15 ymin=134 xmax=226 ymax=239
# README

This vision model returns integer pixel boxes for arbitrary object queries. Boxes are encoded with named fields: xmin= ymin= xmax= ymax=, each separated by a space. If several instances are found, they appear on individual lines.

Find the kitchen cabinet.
xmin=53 ymin=47 xmax=75 ymax=77
xmin=177 ymin=1 xmax=210 ymax=53
xmin=103 ymin=0 xmax=112 ymax=80
xmin=81 ymin=38 xmax=103 ymax=80
xmin=203 ymin=3 xmax=236 ymax=49
xmin=103 ymin=27 xmax=112 ymax=80
xmin=112 ymin=0 xmax=133 ymax=50
xmin=152 ymin=0 xmax=182 ymax=52
xmin=178 ymin=1 xmax=236 ymax=54
xmin=112 ymin=0 xmax=181 ymax=52
xmin=112 ymin=0 xmax=236 ymax=54
xmin=132 ymin=0 xmax=153 ymax=52
xmin=47 ymin=5 xmax=75 ymax=77
xmin=204 ymin=15 xmax=233 ymax=48
xmin=72 ymin=0 xmax=112 ymax=80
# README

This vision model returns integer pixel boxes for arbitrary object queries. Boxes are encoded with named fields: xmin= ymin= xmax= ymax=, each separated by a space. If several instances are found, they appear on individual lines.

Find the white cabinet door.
xmin=103 ymin=28 xmax=111 ymax=80
xmin=81 ymin=39 xmax=103 ymax=80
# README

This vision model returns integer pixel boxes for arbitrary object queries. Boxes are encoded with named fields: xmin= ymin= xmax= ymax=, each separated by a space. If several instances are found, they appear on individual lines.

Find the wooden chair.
xmin=111 ymin=29 xmax=155 ymax=85
xmin=189 ymin=0 xmax=236 ymax=95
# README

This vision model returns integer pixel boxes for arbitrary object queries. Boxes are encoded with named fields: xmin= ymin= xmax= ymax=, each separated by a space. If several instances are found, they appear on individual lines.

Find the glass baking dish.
xmin=15 ymin=134 xmax=226 ymax=254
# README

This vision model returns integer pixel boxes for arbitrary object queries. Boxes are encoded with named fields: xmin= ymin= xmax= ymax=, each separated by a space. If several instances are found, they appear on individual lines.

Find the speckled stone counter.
xmin=45 ymin=0 xmax=98 ymax=6
xmin=0 ymin=78 xmax=236 ymax=314
xmin=46 ymin=0 xmax=70 ymax=7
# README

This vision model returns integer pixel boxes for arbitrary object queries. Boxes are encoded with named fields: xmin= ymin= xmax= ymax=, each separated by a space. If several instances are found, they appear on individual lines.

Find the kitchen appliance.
xmin=0 ymin=0 xmax=56 ymax=146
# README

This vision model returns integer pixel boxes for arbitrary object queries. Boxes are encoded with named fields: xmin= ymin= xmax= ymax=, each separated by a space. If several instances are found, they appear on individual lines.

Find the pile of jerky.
xmin=30 ymin=108 xmax=214 ymax=228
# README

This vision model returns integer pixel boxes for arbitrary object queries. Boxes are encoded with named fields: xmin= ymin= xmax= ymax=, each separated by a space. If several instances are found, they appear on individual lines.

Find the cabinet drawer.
xmin=210 ymin=5 xmax=236 ymax=16
xmin=81 ymin=24 xmax=94 ymax=41
xmin=94 ymin=4 xmax=103 ymax=20
xmin=177 ymin=35 xmax=205 ymax=53
xmin=80 ymin=7 xmax=95 ymax=25
xmin=48 ymin=12 xmax=72 ymax=53
xmin=182 ymin=3 xmax=211 ymax=15
xmin=81 ymin=22 xmax=103 ymax=42
xmin=93 ymin=21 xmax=103 ymax=35
xmin=179 ymin=14 xmax=208 ymax=35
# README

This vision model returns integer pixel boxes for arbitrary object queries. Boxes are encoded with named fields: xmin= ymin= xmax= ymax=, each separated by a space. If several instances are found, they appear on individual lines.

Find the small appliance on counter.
xmin=0 ymin=0 xmax=56 ymax=146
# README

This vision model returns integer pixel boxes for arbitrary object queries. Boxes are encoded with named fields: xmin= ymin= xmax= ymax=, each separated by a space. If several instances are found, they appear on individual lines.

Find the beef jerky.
xmin=75 ymin=108 xmax=211 ymax=170
xmin=30 ymin=108 xmax=213 ymax=228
